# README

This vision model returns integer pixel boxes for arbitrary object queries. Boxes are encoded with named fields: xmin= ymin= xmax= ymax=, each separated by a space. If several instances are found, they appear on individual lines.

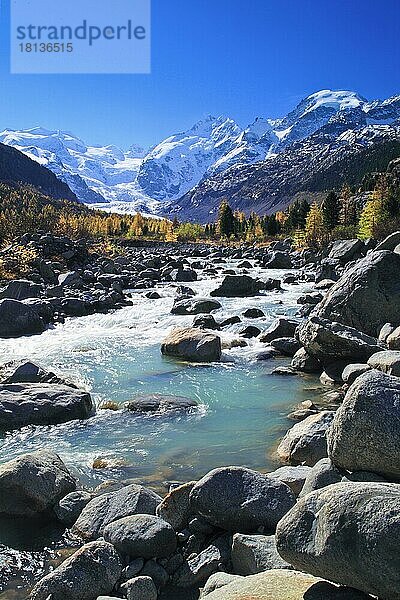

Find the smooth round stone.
xmin=103 ymin=514 xmax=177 ymax=558
xmin=189 ymin=466 xmax=295 ymax=533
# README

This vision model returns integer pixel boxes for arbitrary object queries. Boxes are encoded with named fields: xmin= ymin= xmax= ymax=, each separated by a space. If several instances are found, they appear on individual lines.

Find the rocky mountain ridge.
xmin=1 ymin=90 xmax=400 ymax=218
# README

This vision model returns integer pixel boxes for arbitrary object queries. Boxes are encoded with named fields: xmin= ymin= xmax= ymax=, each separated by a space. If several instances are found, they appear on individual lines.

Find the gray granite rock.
xmin=0 ymin=450 xmax=76 ymax=517
xmin=276 ymin=482 xmax=400 ymax=600
xmin=73 ymin=483 xmax=162 ymax=540
xmin=231 ymin=533 xmax=291 ymax=575
xmin=189 ymin=466 xmax=295 ymax=533
xmin=328 ymin=370 xmax=400 ymax=479
xmin=29 ymin=541 xmax=122 ymax=600
xmin=104 ymin=514 xmax=177 ymax=558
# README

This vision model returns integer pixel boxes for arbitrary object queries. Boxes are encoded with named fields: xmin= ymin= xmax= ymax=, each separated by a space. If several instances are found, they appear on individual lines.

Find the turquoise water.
xmin=0 ymin=260 xmax=325 ymax=597
xmin=0 ymin=262 xmax=319 ymax=489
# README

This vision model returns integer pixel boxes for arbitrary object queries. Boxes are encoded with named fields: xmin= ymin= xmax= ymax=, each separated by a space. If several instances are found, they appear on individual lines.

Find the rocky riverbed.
xmin=0 ymin=233 xmax=399 ymax=599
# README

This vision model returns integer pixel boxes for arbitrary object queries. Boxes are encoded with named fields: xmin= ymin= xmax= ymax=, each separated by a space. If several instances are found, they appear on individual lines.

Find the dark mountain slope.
xmin=0 ymin=142 xmax=77 ymax=201
xmin=171 ymin=124 xmax=400 ymax=221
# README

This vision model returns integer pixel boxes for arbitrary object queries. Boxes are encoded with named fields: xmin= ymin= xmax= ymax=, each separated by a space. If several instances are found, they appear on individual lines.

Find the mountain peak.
xmin=302 ymin=89 xmax=367 ymax=115
xmin=188 ymin=115 xmax=233 ymax=137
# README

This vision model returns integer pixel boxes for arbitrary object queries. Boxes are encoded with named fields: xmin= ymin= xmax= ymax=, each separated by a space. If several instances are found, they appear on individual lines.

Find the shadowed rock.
xmin=0 ymin=383 xmax=93 ymax=430
xmin=126 ymin=393 xmax=198 ymax=413
xmin=0 ymin=450 xmax=76 ymax=517
xmin=0 ymin=298 xmax=45 ymax=338
xmin=210 ymin=275 xmax=264 ymax=297
xmin=297 ymin=316 xmax=381 ymax=362
xmin=29 ymin=541 xmax=122 ymax=600
xmin=231 ymin=533 xmax=291 ymax=575
xmin=171 ymin=297 xmax=221 ymax=315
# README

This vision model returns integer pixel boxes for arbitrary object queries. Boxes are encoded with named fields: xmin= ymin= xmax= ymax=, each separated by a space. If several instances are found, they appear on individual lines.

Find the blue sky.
xmin=0 ymin=0 xmax=399 ymax=149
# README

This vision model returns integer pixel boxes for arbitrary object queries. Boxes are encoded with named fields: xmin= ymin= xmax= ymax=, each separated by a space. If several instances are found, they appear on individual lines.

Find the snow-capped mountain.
xmin=1 ymin=90 xmax=400 ymax=218
xmin=0 ymin=127 xmax=153 ymax=210
xmin=173 ymin=113 xmax=400 ymax=221
xmin=210 ymin=117 xmax=278 ymax=174
xmin=136 ymin=115 xmax=242 ymax=201
xmin=273 ymin=90 xmax=367 ymax=147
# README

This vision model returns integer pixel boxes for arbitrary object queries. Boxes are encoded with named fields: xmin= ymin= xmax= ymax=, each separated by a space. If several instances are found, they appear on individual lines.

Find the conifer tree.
xmin=298 ymin=199 xmax=311 ymax=228
xmin=217 ymin=199 xmax=235 ymax=238
xmin=321 ymin=191 xmax=340 ymax=230
xmin=266 ymin=214 xmax=278 ymax=236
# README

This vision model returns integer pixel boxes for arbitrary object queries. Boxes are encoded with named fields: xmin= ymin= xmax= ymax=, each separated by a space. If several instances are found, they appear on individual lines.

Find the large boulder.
xmin=73 ymin=483 xmax=162 ymax=540
xmin=29 ymin=541 xmax=122 ymax=600
xmin=277 ymin=411 xmax=335 ymax=466
xmin=210 ymin=275 xmax=263 ymax=297
xmin=297 ymin=316 xmax=381 ymax=362
xmin=23 ymin=298 xmax=55 ymax=323
xmin=0 ymin=298 xmax=44 ymax=337
xmin=202 ymin=569 xmax=371 ymax=599
xmin=264 ymin=251 xmax=292 ymax=269
xmin=104 ymin=514 xmax=177 ymax=558
xmin=161 ymin=327 xmax=221 ymax=362
xmin=231 ymin=533 xmax=291 ymax=575
xmin=315 ymin=251 xmax=400 ymax=336
xmin=0 ymin=383 xmax=93 ymax=430
xmin=189 ymin=466 xmax=295 ymax=533
xmin=327 ymin=370 xmax=400 ymax=479
xmin=276 ymin=482 xmax=400 ymax=600
xmin=0 ymin=450 xmax=76 ymax=516
xmin=171 ymin=297 xmax=221 ymax=315
xmin=328 ymin=239 xmax=364 ymax=264
xmin=0 ymin=279 xmax=41 ymax=300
